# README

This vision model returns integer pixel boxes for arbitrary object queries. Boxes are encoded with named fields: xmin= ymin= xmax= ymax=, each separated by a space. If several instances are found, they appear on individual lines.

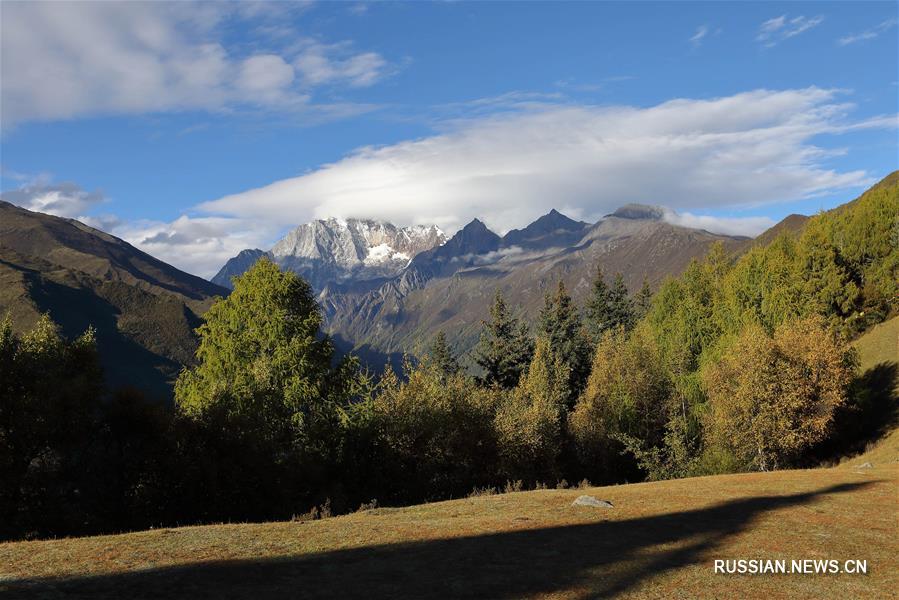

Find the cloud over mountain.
xmin=202 ymin=88 xmax=889 ymax=236
xmin=0 ymin=180 xmax=105 ymax=218
xmin=4 ymin=88 xmax=892 ymax=277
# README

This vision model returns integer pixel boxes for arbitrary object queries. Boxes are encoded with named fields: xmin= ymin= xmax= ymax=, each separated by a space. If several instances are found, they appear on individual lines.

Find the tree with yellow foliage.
xmin=494 ymin=337 xmax=566 ymax=483
xmin=703 ymin=316 xmax=854 ymax=471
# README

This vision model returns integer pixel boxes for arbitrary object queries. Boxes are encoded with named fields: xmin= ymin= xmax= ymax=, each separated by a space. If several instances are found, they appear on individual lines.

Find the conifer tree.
xmin=428 ymin=330 xmax=461 ymax=379
xmin=538 ymin=281 xmax=592 ymax=404
xmin=634 ymin=277 xmax=653 ymax=322
xmin=586 ymin=267 xmax=637 ymax=337
xmin=585 ymin=266 xmax=612 ymax=339
xmin=608 ymin=273 xmax=636 ymax=333
xmin=475 ymin=290 xmax=534 ymax=389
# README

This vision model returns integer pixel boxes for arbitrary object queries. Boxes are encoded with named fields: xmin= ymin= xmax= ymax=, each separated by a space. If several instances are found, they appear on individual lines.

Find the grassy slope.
xmin=1 ymin=466 xmax=895 ymax=599
xmin=2 ymin=324 xmax=895 ymax=599
xmin=846 ymin=316 xmax=899 ymax=465
xmin=853 ymin=316 xmax=898 ymax=375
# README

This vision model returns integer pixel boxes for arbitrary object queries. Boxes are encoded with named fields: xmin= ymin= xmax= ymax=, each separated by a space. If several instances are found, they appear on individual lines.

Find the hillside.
xmin=0 ymin=202 xmax=227 ymax=396
xmin=736 ymin=213 xmax=809 ymax=251
xmin=2 ymin=464 xmax=895 ymax=599
xmin=843 ymin=316 xmax=899 ymax=466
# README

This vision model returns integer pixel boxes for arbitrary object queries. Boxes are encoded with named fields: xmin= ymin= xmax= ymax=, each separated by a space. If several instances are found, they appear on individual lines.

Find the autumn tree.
xmin=363 ymin=360 xmax=499 ymax=502
xmin=703 ymin=317 xmax=854 ymax=472
xmin=569 ymin=326 xmax=672 ymax=482
xmin=797 ymin=220 xmax=860 ymax=331
xmin=0 ymin=314 xmax=103 ymax=538
xmin=174 ymin=259 xmax=364 ymax=515
xmin=494 ymin=338 xmax=566 ymax=483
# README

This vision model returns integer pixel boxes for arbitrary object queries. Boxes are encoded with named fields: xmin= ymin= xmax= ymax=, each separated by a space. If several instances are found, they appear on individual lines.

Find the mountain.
xmin=319 ymin=206 xmax=748 ymax=367
xmin=211 ymin=248 xmax=269 ymax=288
xmin=735 ymin=213 xmax=809 ymax=252
xmin=213 ymin=218 xmax=446 ymax=290
xmin=502 ymin=209 xmax=590 ymax=251
xmin=0 ymin=201 xmax=227 ymax=397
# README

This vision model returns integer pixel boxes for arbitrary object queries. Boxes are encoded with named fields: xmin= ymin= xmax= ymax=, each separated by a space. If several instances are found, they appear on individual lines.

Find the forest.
xmin=1 ymin=178 xmax=896 ymax=541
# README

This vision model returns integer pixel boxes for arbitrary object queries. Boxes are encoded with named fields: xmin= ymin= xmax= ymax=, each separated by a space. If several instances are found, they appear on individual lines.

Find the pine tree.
xmin=428 ymin=330 xmax=461 ymax=378
xmin=634 ymin=277 xmax=653 ymax=322
xmin=585 ymin=266 xmax=612 ymax=339
xmin=538 ymin=281 xmax=592 ymax=404
xmin=608 ymin=273 xmax=635 ymax=332
xmin=475 ymin=290 xmax=534 ymax=389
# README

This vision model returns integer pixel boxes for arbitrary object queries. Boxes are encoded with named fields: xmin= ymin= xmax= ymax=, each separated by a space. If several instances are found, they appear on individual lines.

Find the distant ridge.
xmin=0 ymin=201 xmax=227 ymax=396
xmin=319 ymin=206 xmax=748 ymax=367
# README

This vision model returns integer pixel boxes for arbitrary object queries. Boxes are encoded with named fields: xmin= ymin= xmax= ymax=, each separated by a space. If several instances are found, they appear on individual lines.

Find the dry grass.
xmin=852 ymin=316 xmax=898 ymax=376
xmin=2 ymin=463 xmax=896 ymax=599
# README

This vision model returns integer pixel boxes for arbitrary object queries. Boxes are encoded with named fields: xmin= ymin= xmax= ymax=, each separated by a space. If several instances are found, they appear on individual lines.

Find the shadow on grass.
xmin=3 ymin=482 xmax=874 ymax=599
xmin=812 ymin=361 xmax=898 ymax=463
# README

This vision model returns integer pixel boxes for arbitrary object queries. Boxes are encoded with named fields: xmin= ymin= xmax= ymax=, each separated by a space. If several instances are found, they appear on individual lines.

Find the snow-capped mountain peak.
xmin=213 ymin=218 xmax=446 ymax=290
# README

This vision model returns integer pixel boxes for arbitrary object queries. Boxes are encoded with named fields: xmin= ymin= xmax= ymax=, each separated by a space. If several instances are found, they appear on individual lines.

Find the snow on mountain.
xmin=213 ymin=218 xmax=446 ymax=290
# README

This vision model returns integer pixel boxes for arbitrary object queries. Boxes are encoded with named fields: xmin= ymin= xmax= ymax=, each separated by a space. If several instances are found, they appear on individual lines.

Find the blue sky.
xmin=1 ymin=1 xmax=896 ymax=276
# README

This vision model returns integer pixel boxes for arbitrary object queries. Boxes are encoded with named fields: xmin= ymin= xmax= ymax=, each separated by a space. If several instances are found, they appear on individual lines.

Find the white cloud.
xmin=0 ymin=179 xmax=105 ymax=217
xmin=97 ymin=215 xmax=279 ymax=278
xmin=6 ymin=88 xmax=893 ymax=276
xmin=838 ymin=18 xmax=898 ymax=46
xmin=293 ymin=41 xmax=389 ymax=88
xmin=757 ymin=14 xmax=824 ymax=47
xmin=237 ymin=54 xmax=296 ymax=95
xmin=0 ymin=2 xmax=391 ymax=127
xmin=661 ymin=210 xmax=774 ymax=237
xmin=200 ymin=88 xmax=892 ymax=239
xmin=690 ymin=25 xmax=709 ymax=46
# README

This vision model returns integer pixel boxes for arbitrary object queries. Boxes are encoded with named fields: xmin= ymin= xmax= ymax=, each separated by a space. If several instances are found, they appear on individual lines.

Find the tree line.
xmin=1 ymin=180 xmax=895 ymax=540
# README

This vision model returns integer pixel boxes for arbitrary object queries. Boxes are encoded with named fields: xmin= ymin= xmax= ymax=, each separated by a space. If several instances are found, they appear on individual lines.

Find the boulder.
xmin=572 ymin=495 xmax=613 ymax=508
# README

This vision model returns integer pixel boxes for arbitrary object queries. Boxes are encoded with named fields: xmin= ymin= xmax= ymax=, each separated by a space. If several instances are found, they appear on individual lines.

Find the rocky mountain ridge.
xmin=213 ymin=218 xmax=446 ymax=290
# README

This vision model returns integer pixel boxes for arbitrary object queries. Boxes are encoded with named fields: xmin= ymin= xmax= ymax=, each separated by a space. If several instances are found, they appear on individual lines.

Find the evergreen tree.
xmin=428 ymin=330 xmax=461 ymax=379
xmin=586 ymin=268 xmax=636 ymax=337
xmin=609 ymin=273 xmax=636 ymax=333
xmin=475 ymin=290 xmax=534 ymax=389
xmin=585 ymin=266 xmax=612 ymax=339
xmin=634 ymin=277 xmax=653 ymax=321
xmin=538 ymin=281 xmax=592 ymax=404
